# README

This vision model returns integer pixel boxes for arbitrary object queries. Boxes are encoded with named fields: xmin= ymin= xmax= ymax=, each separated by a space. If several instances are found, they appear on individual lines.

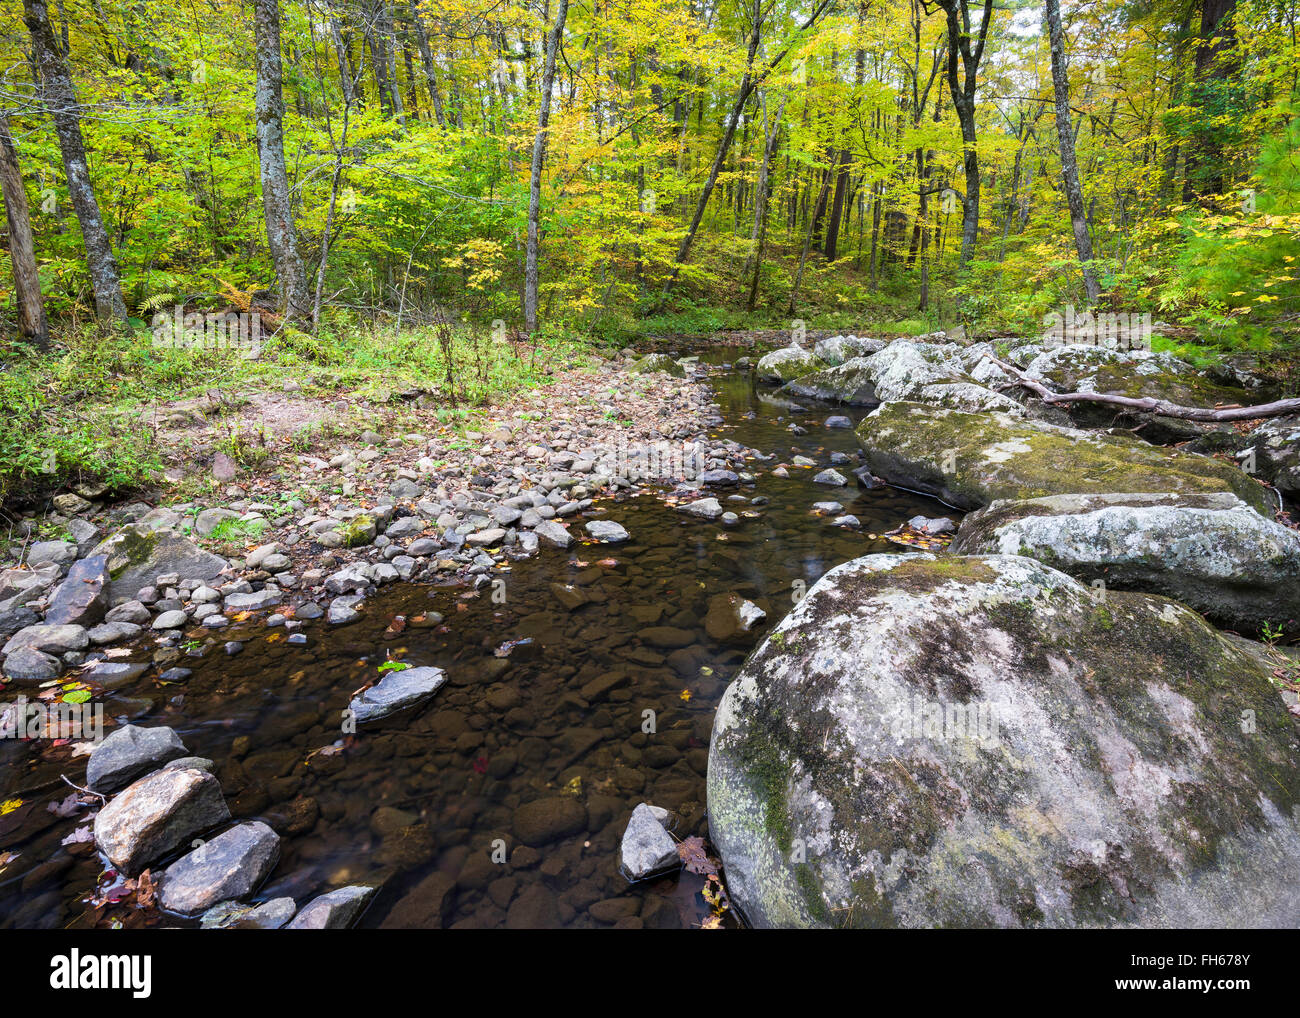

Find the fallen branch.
xmin=986 ymin=353 xmax=1300 ymax=422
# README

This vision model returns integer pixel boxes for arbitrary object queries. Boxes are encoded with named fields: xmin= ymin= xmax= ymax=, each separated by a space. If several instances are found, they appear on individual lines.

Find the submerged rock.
xmin=619 ymin=803 xmax=680 ymax=881
xmin=856 ymin=402 xmax=1271 ymax=513
xmin=951 ymin=492 xmax=1300 ymax=633
xmin=348 ymin=665 xmax=447 ymax=724
xmin=704 ymin=592 xmax=767 ymax=643
xmin=708 ymin=552 xmax=1300 ymax=928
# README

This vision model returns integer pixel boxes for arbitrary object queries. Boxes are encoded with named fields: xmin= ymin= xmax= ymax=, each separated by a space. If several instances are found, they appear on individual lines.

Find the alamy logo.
xmin=152 ymin=305 xmax=261 ymax=351
xmin=1 ymin=696 xmax=103 ymax=742
xmin=886 ymin=694 xmax=1001 ymax=747
xmin=49 ymin=950 xmax=151 ymax=998
xmin=1041 ymin=305 xmax=1151 ymax=350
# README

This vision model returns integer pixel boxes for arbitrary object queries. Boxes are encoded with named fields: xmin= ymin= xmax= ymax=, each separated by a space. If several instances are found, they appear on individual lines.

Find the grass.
xmin=0 ymin=319 xmax=600 ymax=509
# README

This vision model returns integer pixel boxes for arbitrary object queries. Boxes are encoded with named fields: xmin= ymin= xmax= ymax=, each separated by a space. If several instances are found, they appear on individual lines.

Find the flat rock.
xmin=2 ymin=623 xmax=88 ymax=657
xmin=90 ymin=525 xmax=227 ymax=601
xmin=348 ymin=665 xmax=447 ymax=724
xmin=44 ymin=555 xmax=110 ymax=627
xmin=584 ymin=520 xmax=629 ymax=543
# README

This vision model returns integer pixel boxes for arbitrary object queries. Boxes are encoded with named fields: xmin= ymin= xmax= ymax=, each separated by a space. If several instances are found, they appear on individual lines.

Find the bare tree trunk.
xmin=1045 ymin=0 xmax=1100 ymax=303
xmin=253 ymin=0 xmax=311 ymax=320
xmin=378 ymin=0 xmax=405 ymax=124
xmin=788 ymin=167 xmax=833 ymax=315
xmin=523 ymin=0 xmax=570 ymax=334
xmin=411 ymin=1 xmax=446 ymax=126
xmin=746 ymin=94 xmax=784 ymax=309
xmin=0 ymin=115 xmax=48 ymax=347
xmin=22 ymin=0 xmax=127 ymax=329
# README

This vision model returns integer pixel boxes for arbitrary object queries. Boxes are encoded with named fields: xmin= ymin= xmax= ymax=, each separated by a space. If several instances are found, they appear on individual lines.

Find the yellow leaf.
xmin=0 ymin=799 xmax=23 ymax=816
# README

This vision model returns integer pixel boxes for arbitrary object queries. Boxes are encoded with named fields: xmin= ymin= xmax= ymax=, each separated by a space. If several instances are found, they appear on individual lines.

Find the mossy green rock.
xmin=950 ymin=492 xmax=1300 ymax=633
xmin=755 ymin=344 xmax=826 ymax=383
xmin=627 ymin=353 xmax=685 ymax=378
xmin=855 ymin=402 xmax=1270 ymax=513
xmin=707 ymin=552 xmax=1300 ymax=928
xmin=90 ymin=525 xmax=227 ymax=601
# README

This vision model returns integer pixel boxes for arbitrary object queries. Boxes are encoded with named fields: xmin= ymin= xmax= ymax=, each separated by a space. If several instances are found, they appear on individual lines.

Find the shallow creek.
xmin=1 ymin=352 xmax=957 ymax=929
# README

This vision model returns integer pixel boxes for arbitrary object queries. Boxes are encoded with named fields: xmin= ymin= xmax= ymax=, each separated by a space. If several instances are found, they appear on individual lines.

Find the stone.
xmin=348 ymin=665 xmax=447 ymax=724
xmin=856 ymin=402 xmax=1271 ymax=513
xmin=699 ymin=469 xmax=740 ymax=486
xmin=675 ymin=497 xmax=723 ymax=520
xmin=812 ymin=469 xmax=847 ymax=486
xmin=44 ymin=555 xmax=110 ymax=627
xmin=709 ymin=551 xmax=1300 ymax=928
xmin=619 ymin=803 xmax=680 ymax=880
xmin=223 ymin=590 xmax=283 ymax=611
xmin=755 ymin=343 xmax=826 ymax=383
xmin=26 ymin=540 xmax=78 ymax=568
xmin=87 ymin=621 xmax=143 ymax=644
xmin=152 ymin=609 xmax=189 ymax=630
xmin=286 ymin=885 xmax=378 ymax=929
xmin=87 ymin=724 xmax=189 ymax=793
xmin=90 ymin=525 xmax=227 ymax=601
xmin=200 ymin=896 xmax=296 ymax=929
xmin=194 ymin=508 xmax=241 ymax=536
xmin=703 ymin=593 xmax=767 ymax=643
xmin=2 ymin=624 xmax=88 ymax=657
xmin=585 ymin=520 xmax=629 ymax=543
xmin=53 ymin=492 xmax=93 ymax=515
xmin=93 ymin=768 xmax=230 ymax=875
xmin=512 ymin=797 xmax=588 ymax=846
xmin=824 ymin=415 xmax=853 ymax=429
xmin=159 ymin=821 xmax=280 ymax=915
xmin=908 ymin=515 xmax=956 ymax=536
xmin=533 ymin=520 xmax=573 ymax=548
xmin=814 ymin=335 xmax=885 ymax=365
xmin=105 ymin=600 xmax=151 ymax=624
xmin=211 ymin=453 xmax=238 ymax=482
xmin=951 ymin=492 xmax=1300 ymax=633
xmin=505 ymin=884 xmax=561 ymax=929
xmin=378 ymin=870 xmax=456 ymax=929
xmin=1 ymin=646 xmax=60 ymax=682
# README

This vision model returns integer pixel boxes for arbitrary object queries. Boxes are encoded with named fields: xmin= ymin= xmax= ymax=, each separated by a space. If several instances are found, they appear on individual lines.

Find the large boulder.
xmin=707 ymin=552 xmax=1300 ymax=928
xmin=782 ymin=342 xmax=1020 ymax=413
xmin=756 ymin=344 xmax=826 ymax=383
xmin=89 ymin=525 xmax=227 ymax=601
xmin=855 ymin=402 xmax=1271 ymax=513
xmin=93 ymin=768 xmax=231 ymax=875
xmin=950 ymin=492 xmax=1300 ymax=633
xmin=43 ymin=555 xmax=110 ymax=627
xmin=813 ymin=335 xmax=885 ymax=365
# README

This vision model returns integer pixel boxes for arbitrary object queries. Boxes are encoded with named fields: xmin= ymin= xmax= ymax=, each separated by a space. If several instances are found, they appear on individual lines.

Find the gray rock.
xmin=1 ymin=646 xmax=61 ymax=682
xmin=812 ymin=469 xmax=847 ymax=486
xmin=619 ymin=803 xmax=680 ymax=880
xmin=87 ymin=724 xmax=189 ymax=793
xmin=87 ymin=620 xmax=143 ymax=644
xmin=151 ymin=609 xmax=189 ymax=630
xmin=584 ymin=520 xmax=629 ymax=543
xmin=105 ymin=600 xmax=151 ymax=624
xmin=90 ymin=525 xmax=227 ymax=600
xmin=26 ymin=540 xmax=78 ymax=568
xmin=626 ymin=353 xmax=685 ymax=378
xmin=951 ymin=492 xmax=1300 ymax=633
xmin=856 ymin=402 xmax=1271 ymax=513
xmin=93 ymin=767 xmax=230 ymax=875
xmin=194 ymin=508 xmax=241 ymax=536
xmin=44 ymin=555 xmax=110 ymax=627
xmin=286 ymin=885 xmax=378 ymax=929
xmin=159 ymin=821 xmax=281 ymax=915
xmin=814 ymin=335 xmax=885 ymax=365
xmin=533 ymin=520 xmax=573 ymax=548
xmin=2 ymin=623 xmax=89 ymax=656
xmin=349 ymin=665 xmax=447 ymax=724
xmin=824 ymin=415 xmax=853 ymax=429
xmin=709 ymin=552 xmax=1300 ymax=928
xmin=908 ymin=515 xmax=956 ymax=536
xmin=700 ymin=469 xmax=740 ymax=486
xmin=223 ymin=590 xmax=283 ymax=611
xmin=675 ymin=497 xmax=723 ymax=520
xmin=328 ymin=596 xmax=363 ymax=626
xmin=756 ymin=344 xmax=826 ymax=383
xmin=200 ymin=896 xmax=297 ymax=929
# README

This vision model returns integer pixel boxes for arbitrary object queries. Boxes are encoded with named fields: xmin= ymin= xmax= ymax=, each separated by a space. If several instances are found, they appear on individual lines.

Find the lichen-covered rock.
xmin=756 ymin=344 xmax=826 ymax=383
xmin=782 ymin=342 xmax=1020 ymax=413
xmin=1189 ymin=414 xmax=1300 ymax=506
xmin=89 ymin=525 xmax=227 ymax=601
xmin=813 ymin=335 xmax=885 ymax=366
xmin=707 ymin=552 xmax=1300 ymax=928
xmin=950 ymin=492 xmax=1300 ymax=633
xmin=627 ymin=352 xmax=686 ymax=377
xmin=856 ymin=402 xmax=1271 ymax=513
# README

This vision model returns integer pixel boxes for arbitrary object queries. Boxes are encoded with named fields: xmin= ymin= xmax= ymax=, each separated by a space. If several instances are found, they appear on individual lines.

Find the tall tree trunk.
xmin=1045 ymin=0 xmax=1100 ymax=302
xmin=523 ymin=0 xmax=570 ymax=334
xmin=22 ymin=0 xmax=127 ymax=329
xmin=254 ymin=0 xmax=311 ymax=320
xmin=824 ymin=149 xmax=851 ymax=260
xmin=0 ymin=115 xmax=48 ymax=347
xmin=411 ymin=1 xmax=446 ymax=126
xmin=788 ymin=168 xmax=833 ymax=315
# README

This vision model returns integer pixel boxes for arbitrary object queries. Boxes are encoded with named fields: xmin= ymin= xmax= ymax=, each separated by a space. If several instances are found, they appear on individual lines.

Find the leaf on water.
xmin=62 ymin=825 xmax=95 ymax=846
xmin=677 ymin=836 xmax=714 ymax=876
xmin=882 ymin=523 xmax=952 ymax=551
xmin=0 ymin=798 xmax=23 ymax=816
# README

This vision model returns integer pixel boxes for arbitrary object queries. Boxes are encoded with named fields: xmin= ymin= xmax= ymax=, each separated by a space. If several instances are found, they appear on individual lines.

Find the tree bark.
xmin=0 ymin=115 xmax=48 ymax=347
xmin=23 ymin=0 xmax=127 ymax=329
xmin=524 ymin=0 xmax=570 ymax=334
xmin=253 ymin=0 xmax=312 ymax=320
xmin=411 ymin=1 xmax=447 ymax=126
xmin=1045 ymin=0 xmax=1100 ymax=302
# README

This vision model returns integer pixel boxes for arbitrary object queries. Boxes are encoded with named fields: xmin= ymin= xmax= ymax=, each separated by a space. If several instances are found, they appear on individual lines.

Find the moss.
xmin=339 ymin=514 xmax=375 ymax=548
xmin=103 ymin=526 xmax=161 ymax=579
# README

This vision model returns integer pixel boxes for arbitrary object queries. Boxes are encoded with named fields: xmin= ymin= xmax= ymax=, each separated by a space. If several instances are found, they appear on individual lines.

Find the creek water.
xmin=0 ymin=353 xmax=956 ymax=930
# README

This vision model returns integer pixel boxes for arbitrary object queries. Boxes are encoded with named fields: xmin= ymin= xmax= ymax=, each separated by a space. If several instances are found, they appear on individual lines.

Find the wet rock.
xmin=3 ymin=624 xmax=88 ymax=657
xmin=505 ymin=884 xmax=561 ymax=928
xmin=619 ymin=803 xmax=680 ymax=881
xmin=378 ymin=870 xmax=456 ymax=928
xmin=286 ymin=884 xmax=378 ymax=929
xmin=159 ymin=821 xmax=281 ymax=915
xmin=534 ymin=520 xmax=573 ymax=548
xmin=201 ymin=896 xmax=296 ymax=929
xmin=87 ymin=724 xmax=189 ymax=793
xmin=585 ymin=520 xmax=629 ymax=543
xmin=675 ymin=497 xmax=723 ymax=520
xmin=44 ymin=555 xmax=110 ymax=627
xmin=90 ymin=525 xmax=227 ymax=600
xmin=1 ymin=646 xmax=61 ymax=682
xmin=328 ymin=596 xmax=363 ymax=625
xmin=699 ymin=469 xmax=740 ymax=486
xmin=812 ymin=469 xmax=847 ymax=486
xmin=908 ymin=515 xmax=956 ymax=536
xmin=709 ymin=552 xmax=1300 ymax=928
xmin=93 ymin=768 xmax=230 ymax=875
xmin=512 ymin=797 xmax=588 ymax=846
xmin=349 ymin=665 xmax=447 ymax=724
xmin=856 ymin=402 xmax=1271 ymax=513
xmin=951 ymin=492 xmax=1300 ymax=633
xmin=756 ymin=344 xmax=826 ymax=383
xmin=824 ymin=415 xmax=853 ymax=429
xmin=703 ymin=593 xmax=766 ymax=643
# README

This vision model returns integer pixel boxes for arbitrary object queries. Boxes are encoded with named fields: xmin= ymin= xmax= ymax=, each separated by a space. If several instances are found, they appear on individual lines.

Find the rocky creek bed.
xmin=3 ymin=328 xmax=1300 ymax=929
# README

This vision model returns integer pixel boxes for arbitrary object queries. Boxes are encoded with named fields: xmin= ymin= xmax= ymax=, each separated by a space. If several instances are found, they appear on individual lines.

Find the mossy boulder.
xmin=951 ymin=492 xmax=1300 ymax=633
xmin=707 ymin=552 xmax=1300 ymax=928
xmin=627 ymin=353 xmax=686 ymax=378
xmin=755 ymin=344 xmax=826 ymax=383
xmin=855 ymin=402 xmax=1271 ymax=513
xmin=1188 ymin=414 xmax=1300 ymax=506
xmin=90 ymin=525 xmax=228 ymax=601
xmin=813 ymin=335 xmax=885 ymax=366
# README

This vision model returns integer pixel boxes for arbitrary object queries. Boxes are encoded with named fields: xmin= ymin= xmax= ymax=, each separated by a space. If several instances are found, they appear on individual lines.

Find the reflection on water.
xmin=0 ymin=357 xmax=956 ymax=929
